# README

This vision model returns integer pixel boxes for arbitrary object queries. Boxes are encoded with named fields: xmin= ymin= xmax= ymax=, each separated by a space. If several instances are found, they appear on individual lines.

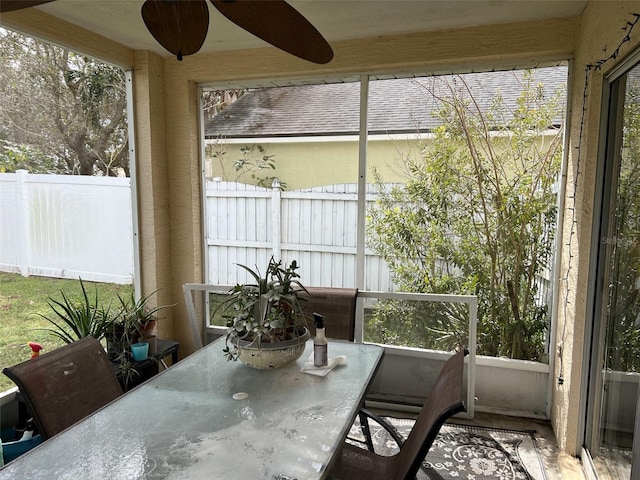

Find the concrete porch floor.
xmin=449 ymin=412 xmax=586 ymax=480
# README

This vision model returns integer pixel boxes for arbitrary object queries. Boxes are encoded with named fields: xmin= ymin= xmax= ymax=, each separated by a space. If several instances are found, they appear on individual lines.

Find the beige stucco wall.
xmin=8 ymin=2 xmax=640 ymax=462
xmin=206 ymin=138 xmax=418 ymax=189
xmin=206 ymin=133 xmax=561 ymax=190
xmin=131 ymin=51 xmax=175 ymax=341
xmin=553 ymin=0 xmax=640 ymax=459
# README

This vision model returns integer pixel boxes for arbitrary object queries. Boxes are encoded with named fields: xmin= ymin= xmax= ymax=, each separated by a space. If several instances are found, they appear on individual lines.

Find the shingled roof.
xmin=204 ymin=67 xmax=567 ymax=140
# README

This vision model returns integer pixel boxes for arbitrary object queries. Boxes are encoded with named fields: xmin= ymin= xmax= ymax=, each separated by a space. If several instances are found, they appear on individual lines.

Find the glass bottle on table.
xmin=313 ymin=313 xmax=328 ymax=367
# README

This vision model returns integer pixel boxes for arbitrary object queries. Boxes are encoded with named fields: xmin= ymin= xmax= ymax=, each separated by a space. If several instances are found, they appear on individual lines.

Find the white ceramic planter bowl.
xmin=233 ymin=328 xmax=310 ymax=369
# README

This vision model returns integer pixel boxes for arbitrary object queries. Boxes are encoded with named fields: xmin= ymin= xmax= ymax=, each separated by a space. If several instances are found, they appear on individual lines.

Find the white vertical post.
xmin=354 ymin=76 xmax=369 ymax=343
xmin=125 ymin=70 xmax=141 ymax=299
xmin=356 ymin=76 xmax=369 ymax=290
xmin=467 ymin=296 xmax=478 ymax=419
xmin=271 ymin=179 xmax=282 ymax=259
xmin=632 ymin=389 xmax=640 ymax=479
xmin=198 ymin=86 xmax=209 ymax=289
xmin=16 ymin=169 xmax=30 ymax=277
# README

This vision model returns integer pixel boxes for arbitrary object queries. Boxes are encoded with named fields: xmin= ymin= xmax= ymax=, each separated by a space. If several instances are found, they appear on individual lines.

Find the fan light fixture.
xmin=0 ymin=0 xmax=334 ymax=64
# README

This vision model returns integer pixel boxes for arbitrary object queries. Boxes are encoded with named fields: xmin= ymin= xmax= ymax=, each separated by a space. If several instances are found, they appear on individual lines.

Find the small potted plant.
xmin=106 ymin=290 xmax=172 ymax=358
xmin=105 ymin=290 xmax=173 ymax=389
xmin=112 ymin=290 xmax=169 ymax=341
xmin=36 ymin=280 xmax=171 ymax=390
xmin=215 ymin=257 xmax=310 ymax=369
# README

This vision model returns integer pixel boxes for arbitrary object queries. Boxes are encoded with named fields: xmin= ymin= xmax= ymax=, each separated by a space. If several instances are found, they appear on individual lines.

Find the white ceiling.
xmin=29 ymin=0 xmax=588 ymax=59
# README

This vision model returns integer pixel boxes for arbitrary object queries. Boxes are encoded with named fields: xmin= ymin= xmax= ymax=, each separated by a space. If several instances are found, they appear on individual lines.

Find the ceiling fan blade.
xmin=0 ymin=0 xmax=55 ymax=13
xmin=141 ymin=0 xmax=209 ymax=61
xmin=210 ymin=0 xmax=333 ymax=64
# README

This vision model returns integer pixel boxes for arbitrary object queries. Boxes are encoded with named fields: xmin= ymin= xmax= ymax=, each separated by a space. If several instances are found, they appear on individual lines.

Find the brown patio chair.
xmin=3 ymin=336 xmax=123 ymax=439
xmin=304 ymin=287 xmax=358 ymax=341
xmin=329 ymin=348 xmax=466 ymax=480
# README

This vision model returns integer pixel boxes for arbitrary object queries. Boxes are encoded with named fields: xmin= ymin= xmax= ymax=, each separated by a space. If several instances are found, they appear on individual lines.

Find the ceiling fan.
xmin=0 ymin=0 xmax=334 ymax=64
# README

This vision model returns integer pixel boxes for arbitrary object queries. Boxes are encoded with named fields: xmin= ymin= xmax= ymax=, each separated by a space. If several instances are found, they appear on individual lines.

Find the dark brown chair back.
xmin=303 ymin=287 xmax=358 ymax=341
xmin=328 ymin=348 xmax=466 ymax=480
xmin=395 ymin=348 xmax=466 ymax=479
xmin=3 ymin=336 xmax=123 ymax=439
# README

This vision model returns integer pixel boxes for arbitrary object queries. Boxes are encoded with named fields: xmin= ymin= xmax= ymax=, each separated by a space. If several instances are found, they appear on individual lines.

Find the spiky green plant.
xmin=36 ymin=278 xmax=113 ymax=343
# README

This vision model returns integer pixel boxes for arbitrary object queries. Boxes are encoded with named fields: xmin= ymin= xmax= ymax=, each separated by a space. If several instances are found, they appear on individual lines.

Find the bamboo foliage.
xmin=367 ymin=71 xmax=564 ymax=360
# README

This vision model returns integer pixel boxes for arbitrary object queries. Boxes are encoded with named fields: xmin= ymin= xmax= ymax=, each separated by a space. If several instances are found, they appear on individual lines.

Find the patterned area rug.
xmin=348 ymin=417 xmax=547 ymax=480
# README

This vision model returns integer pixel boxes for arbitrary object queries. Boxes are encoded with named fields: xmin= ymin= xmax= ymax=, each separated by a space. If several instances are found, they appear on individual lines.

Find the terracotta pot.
xmin=142 ymin=320 xmax=158 ymax=338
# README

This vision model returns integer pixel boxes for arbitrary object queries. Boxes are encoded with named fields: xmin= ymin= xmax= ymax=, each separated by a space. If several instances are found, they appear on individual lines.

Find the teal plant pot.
xmin=131 ymin=342 xmax=149 ymax=361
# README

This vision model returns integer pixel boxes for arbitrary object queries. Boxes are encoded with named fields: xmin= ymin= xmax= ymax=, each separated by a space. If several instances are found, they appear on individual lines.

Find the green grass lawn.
xmin=0 ymin=272 xmax=132 ymax=392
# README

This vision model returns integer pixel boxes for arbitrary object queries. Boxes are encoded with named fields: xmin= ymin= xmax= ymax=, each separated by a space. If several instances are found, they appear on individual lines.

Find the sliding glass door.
xmin=585 ymin=57 xmax=640 ymax=480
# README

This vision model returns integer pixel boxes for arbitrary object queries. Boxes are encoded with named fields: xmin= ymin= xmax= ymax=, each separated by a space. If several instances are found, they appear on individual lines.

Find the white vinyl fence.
xmin=205 ymin=180 xmax=553 ymax=305
xmin=0 ymin=170 xmax=134 ymax=284
xmin=205 ymin=180 xmax=395 ymax=290
xmin=1 ymin=173 xmax=552 ymax=302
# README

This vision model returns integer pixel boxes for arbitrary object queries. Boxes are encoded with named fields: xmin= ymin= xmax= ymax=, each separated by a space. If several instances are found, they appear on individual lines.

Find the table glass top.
xmin=0 ymin=339 xmax=383 ymax=479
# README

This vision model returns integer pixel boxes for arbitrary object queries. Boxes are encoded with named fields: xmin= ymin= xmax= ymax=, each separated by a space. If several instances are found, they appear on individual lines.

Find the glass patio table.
xmin=0 ymin=338 xmax=383 ymax=480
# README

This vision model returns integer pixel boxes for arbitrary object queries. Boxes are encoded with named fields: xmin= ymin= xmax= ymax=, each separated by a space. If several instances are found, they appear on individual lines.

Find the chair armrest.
xmin=352 ymin=408 xmax=405 ymax=452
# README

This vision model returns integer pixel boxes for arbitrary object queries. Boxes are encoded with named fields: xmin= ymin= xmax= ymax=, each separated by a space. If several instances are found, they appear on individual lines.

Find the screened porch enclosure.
xmin=196 ymin=66 xmax=568 ymax=419
xmin=7 ymin=1 xmax=639 ymax=475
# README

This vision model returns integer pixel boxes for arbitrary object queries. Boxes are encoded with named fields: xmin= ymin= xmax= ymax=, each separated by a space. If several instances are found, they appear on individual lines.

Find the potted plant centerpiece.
xmin=217 ymin=257 xmax=311 ymax=369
